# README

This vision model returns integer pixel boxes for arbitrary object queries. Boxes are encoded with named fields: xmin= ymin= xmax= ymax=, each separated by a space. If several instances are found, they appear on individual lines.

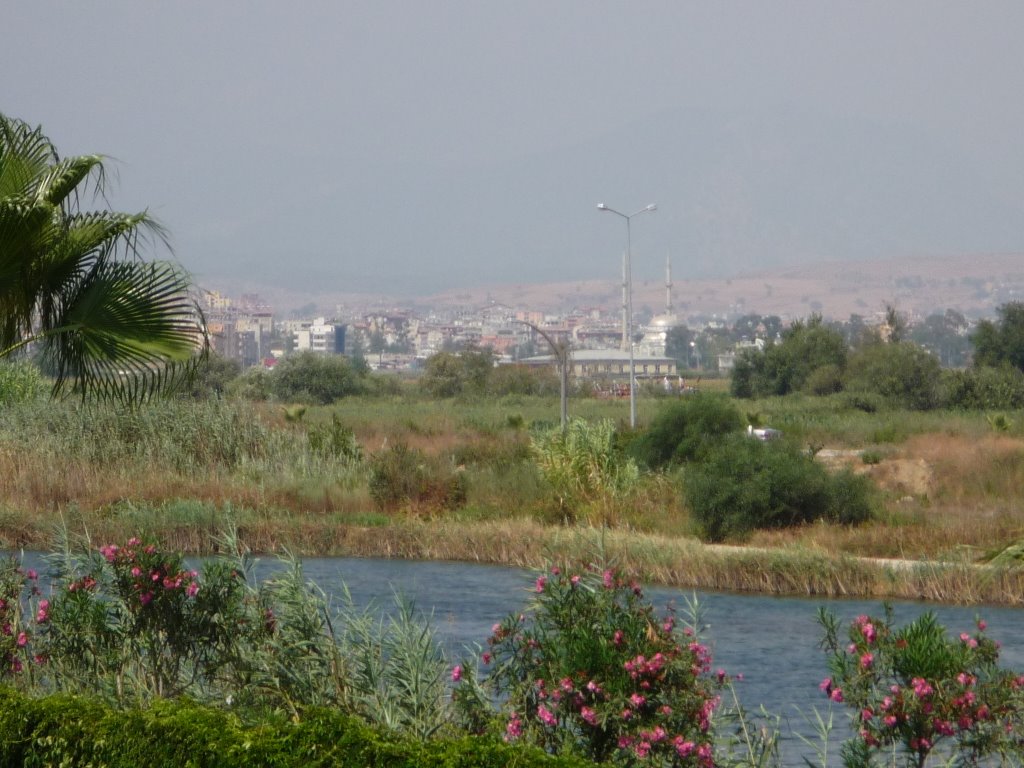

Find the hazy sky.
xmin=4 ymin=2 xmax=1023 ymax=297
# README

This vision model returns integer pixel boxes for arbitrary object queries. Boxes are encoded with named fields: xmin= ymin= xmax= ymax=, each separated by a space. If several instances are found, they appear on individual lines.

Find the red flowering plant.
xmin=0 ymin=557 xmax=40 ymax=680
xmin=818 ymin=605 xmax=1024 ymax=767
xmin=37 ymin=536 xmax=255 ymax=700
xmin=454 ymin=564 xmax=723 ymax=766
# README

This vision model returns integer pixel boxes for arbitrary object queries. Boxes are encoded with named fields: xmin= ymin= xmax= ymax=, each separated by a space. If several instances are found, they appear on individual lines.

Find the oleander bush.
xmin=454 ymin=564 xmax=724 ymax=767
xmin=819 ymin=606 xmax=1024 ymax=766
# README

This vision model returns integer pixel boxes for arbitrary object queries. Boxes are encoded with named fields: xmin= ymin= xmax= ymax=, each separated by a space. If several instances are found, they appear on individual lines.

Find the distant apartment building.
xmin=208 ymin=320 xmax=260 ymax=368
xmin=294 ymin=317 xmax=346 ymax=354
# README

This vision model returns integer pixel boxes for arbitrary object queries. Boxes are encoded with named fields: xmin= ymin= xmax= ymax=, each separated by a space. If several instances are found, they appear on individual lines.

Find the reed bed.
xmin=3 ymin=393 xmax=1024 ymax=604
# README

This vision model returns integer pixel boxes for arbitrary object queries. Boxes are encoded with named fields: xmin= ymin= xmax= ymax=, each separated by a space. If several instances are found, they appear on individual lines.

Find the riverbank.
xmin=5 ymin=513 xmax=1022 ymax=606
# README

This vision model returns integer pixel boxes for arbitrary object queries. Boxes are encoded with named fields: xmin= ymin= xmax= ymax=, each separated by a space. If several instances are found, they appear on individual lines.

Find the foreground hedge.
xmin=0 ymin=688 xmax=594 ymax=768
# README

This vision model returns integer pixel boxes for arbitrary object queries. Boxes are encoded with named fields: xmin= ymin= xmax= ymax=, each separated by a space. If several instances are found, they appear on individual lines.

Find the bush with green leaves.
xmin=419 ymin=346 xmax=495 ymax=398
xmin=940 ymin=364 xmax=1024 ymax=411
xmin=454 ymin=565 xmax=723 ymax=766
xmin=730 ymin=317 xmax=847 ymax=398
xmin=368 ymin=442 xmax=467 ymax=514
xmin=0 ymin=688 xmax=594 ymax=768
xmin=271 ymin=350 xmax=365 ymax=404
xmin=531 ymin=419 xmax=639 ymax=521
xmin=818 ymin=606 xmax=1024 ymax=767
xmin=0 ymin=360 xmax=47 ymax=405
xmin=307 ymin=413 xmax=362 ymax=462
xmin=843 ymin=341 xmax=942 ymax=411
xmin=1 ymin=535 xmax=459 ymax=739
xmin=628 ymin=394 xmax=744 ymax=470
xmin=684 ymin=436 xmax=874 ymax=541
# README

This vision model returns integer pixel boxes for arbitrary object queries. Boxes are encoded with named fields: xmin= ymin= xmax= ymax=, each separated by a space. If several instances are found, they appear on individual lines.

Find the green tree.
xmin=629 ymin=394 xmax=744 ymax=469
xmin=910 ymin=309 xmax=970 ymax=368
xmin=664 ymin=325 xmax=695 ymax=366
xmin=844 ymin=342 xmax=941 ymax=410
xmin=271 ymin=351 xmax=364 ymax=404
xmin=972 ymin=302 xmax=1024 ymax=371
xmin=188 ymin=352 xmax=241 ymax=399
xmin=0 ymin=115 xmax=205 ymax=403
xmin=730 ymin=316 xmax=847 ymax=398
xmin=419 ymin=346 xmax=494 ymax=398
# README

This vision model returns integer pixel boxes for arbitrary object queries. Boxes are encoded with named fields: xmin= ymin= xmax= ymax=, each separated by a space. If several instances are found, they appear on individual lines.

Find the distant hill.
xmin=210 ymin=251 xmax=1024 ymax=322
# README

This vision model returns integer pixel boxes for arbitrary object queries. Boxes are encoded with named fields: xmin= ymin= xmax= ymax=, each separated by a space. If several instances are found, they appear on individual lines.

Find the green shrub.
xmin=271 ymin=351 xmax=365 ymax=404
xmin=531 ymin=419 xmax=639 ymax=520
xmin=0 ymin=688 xmax=594 ymax=768
xmin=307 ymin=413 xmax=362 ymax=462
xmin=844 ymin=342 xmax=942 ymax=410
xmin=368 ymin=443 xmax=467 ymax=513
xmin=0 ymin=360 xmax=47 ymax=405
xmin=940 ymin=365 xmax=1024 ymax=410
xmin=628 ymin=394 xmax=744 ymax=470
xmin=684 ymin=436 xmax=874 ymax=541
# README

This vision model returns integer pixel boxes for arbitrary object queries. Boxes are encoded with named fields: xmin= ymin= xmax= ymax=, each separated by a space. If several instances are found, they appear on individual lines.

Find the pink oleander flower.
xmin=127 ymin=537 xmax=141 ymax=547
xmin=860 ymin=652 xmax=874 ymax=669
xmin=535 ymin=575 xmax=547 ymax=592
xmin=26 ymin=569 xmax=37 ymax=580
xmin=613 ymin=629 xmax=624 ymax=646
xmin=139 ymin=591 xmax=153 ymax=607
xmin=629 ymin=692 xmax=646 ymax=708
xmin=977 ymin=619 xmax=987 ymax=631
xmin=570 ymin=574 xmax=580 ymax=586
xmin=633 ymin=741 xmax=651 ymax=758
xmin=674 ymin=737 xmax=696 ymax=757
xmin=35 ymin=599 xmax=49 ymax=623
xmin=16 ymin=631 xmax=27 ymax=647
xmin=717 ymin=668 xmax=726 ymax=683
xmin=581 ymin=706 xmax=598 ymax=725
xmin=131 ymin=566 xmax=142 ymax=577
xmin=586 ymin=679 xmax=601 ymax=694
xmin=603 ymin=569 xmax=614 ymax=588
xmin=482 ymin=652 xmax=492 ymax=664
xmin=960 ymin=632 xmax=978 ymax=649
xmin=186 ymin=581 xmax=199 ymax=598
xmin=911 ymin=677 xmax=934 ymax=698
xmin=505 ymin=713 xmax=522 ymax=741
xmin=537 ymin=704 xmax=557 ymax=727
xmin=451 ymin=664 xmax=462 ymax=682
xmin=830 ymin=687 xmax=844 ymax=703
xmin=10 ymin=657 xmax=22 ymax=673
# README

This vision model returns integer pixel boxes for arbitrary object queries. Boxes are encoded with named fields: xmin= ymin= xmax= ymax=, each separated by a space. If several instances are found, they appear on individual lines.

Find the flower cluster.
xmin=459 ymin=564 xmax=721 ymax=766
xmin=100 ymin=537 xmax=200 ymax=610
xmin=820 ymin=607 xmax=1024 ymax=764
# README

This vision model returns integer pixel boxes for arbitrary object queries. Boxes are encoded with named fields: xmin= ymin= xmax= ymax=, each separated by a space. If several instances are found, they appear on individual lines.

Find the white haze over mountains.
xmin=4 ymin=2 xmax=1023 ymax=297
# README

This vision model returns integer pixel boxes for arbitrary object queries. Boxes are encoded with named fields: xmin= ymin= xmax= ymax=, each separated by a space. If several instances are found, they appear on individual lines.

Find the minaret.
xmin=665 ymin=254 xmax=673 ymax=316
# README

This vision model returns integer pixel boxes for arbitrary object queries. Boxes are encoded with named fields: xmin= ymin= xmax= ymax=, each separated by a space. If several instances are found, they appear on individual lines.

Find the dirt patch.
xmin=817 ymin=448 xmax=933 ymax=498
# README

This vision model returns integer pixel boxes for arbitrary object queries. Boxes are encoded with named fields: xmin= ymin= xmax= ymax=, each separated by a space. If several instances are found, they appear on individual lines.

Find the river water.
xmin=8 ymin=552 xmax=1024 ymax=762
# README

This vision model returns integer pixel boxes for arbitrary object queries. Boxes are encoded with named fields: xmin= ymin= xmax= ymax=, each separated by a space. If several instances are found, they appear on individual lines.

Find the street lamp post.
xmin=597 ymin=202 xmax=656 ymax=429
xmin=513 ymin=320 xmax=570 ymax=432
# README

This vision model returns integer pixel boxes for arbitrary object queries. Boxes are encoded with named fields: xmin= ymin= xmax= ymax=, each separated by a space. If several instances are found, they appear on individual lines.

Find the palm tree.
xmin=0 ymin=114 xmax=206 ymax=403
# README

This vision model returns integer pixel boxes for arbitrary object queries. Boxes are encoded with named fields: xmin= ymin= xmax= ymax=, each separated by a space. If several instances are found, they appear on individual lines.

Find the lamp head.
xmin=596 ymin=203 xmax=608 ymax=211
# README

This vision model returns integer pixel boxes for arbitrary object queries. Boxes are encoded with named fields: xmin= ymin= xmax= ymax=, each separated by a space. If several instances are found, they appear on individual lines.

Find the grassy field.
xmin=2 ymin=383 xmax=1024 ymax=603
